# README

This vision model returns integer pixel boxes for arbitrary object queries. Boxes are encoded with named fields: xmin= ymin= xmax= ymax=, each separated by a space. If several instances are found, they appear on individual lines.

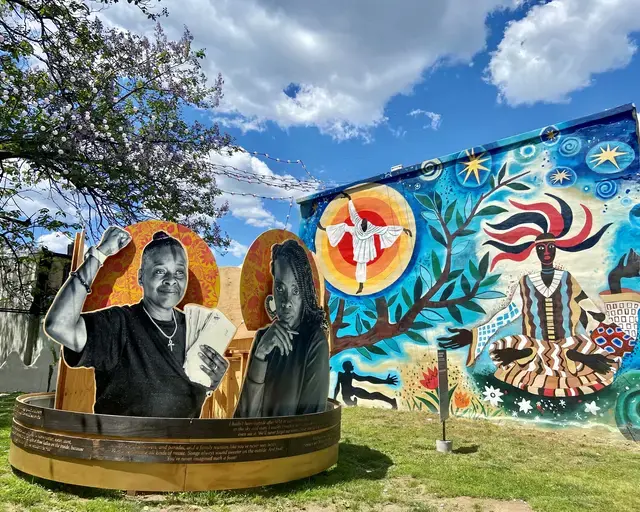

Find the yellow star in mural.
xmin=545 ymin=129 xmax=559 ymax=141
xmin=589 ymin=144 xmax=627 ymax=169
xmin=550 ymin=169 xmax=571 ymax=184
xmin=459 ymin=149 xmax=490 ymax=184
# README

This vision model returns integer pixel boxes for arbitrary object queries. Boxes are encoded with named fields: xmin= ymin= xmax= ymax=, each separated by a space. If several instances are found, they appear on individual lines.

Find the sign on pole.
xmin=437 ymin=349 xmax=449 ymax=422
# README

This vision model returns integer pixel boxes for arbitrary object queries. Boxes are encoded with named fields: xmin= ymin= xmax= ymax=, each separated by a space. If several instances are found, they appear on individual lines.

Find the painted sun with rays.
xmin=458 ymin=148 xmax=490 ymax=185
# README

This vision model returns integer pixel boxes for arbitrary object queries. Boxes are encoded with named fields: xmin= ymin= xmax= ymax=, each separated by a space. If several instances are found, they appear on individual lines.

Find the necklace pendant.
xmin=167 ymin=338 xmax=175 ymax=352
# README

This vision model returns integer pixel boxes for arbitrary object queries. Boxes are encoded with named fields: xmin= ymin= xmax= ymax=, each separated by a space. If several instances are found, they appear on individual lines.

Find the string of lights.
xmin=210 ymin=163 xmax=318 ymax=192
xmin=239 ymin=148 xmax=325 ymax=187
xmin=218 ymin=189 xmax=296 ymax=201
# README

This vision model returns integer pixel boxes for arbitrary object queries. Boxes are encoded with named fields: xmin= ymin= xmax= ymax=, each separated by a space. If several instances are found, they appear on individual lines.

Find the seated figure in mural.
xmin=235 ymin=239 xmax=330 ymax=418
xmin=333 ymin=360 xmax=399 ymax=409
xmin=318 ymin=191 xmax=412 ymax=294
xmin=439 ymin=194 xmax=637 ymax=397
xmin=45 ymin=227 xmax=229 ymax=418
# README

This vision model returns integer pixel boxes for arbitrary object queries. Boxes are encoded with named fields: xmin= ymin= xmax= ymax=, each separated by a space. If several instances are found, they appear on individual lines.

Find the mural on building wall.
xmin=299 ymin=104 xmax=640 ymax=439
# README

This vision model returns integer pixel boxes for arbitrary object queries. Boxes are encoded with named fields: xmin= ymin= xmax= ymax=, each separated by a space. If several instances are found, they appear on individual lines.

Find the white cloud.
xmin=408 ymin=109 xmax=442 ymax=130
xmin=210 ymin=149 xmax=316 ymax=229
xmin=99 ymin=0 xmax=524 ymax=141
xmin=227 ymin=240 xmax=249 ymax=259
xmin=486 ymin=0 xmax=640 ymax=105
xmin=37 ymin=232 xmax=71 ymax=254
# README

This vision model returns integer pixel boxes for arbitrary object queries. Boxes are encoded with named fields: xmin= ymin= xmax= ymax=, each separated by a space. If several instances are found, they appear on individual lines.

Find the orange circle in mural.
xmin=315 ymin=183 xmax=416 ymax=296
xmin=84 ymin=220 xmax=220 ymax=312
xmin=240 ymin=230 xmax=323 ymax=331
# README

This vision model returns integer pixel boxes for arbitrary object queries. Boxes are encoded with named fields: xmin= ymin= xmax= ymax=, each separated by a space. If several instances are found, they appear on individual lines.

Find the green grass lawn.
xmin=1 ymin=392 xmax=639 ymax=512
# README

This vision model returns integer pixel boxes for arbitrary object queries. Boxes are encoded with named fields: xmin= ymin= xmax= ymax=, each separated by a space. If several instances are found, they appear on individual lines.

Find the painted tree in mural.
xmin=328 ymin=164 xmax=531 ymax=357
xmin=0 ymin=0 xmax=233 ymax=305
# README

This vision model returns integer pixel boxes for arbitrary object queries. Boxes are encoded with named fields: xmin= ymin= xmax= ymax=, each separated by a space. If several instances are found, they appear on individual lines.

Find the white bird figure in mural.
xmin=318 ymin=191 xmax=412 ymax=294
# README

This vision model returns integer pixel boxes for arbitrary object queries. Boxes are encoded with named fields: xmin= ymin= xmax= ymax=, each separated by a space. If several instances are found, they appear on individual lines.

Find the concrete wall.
xmin=299 ymin=104 xmax=640 ymax=440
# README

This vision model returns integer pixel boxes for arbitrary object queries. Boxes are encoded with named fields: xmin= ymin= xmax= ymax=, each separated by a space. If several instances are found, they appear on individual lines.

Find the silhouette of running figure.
xmin=334 ymin=360 xmax=398 ymax=409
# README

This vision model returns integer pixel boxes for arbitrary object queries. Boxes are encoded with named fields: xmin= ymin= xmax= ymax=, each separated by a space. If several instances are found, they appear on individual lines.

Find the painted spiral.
xmin=559 ymin=136 xmax=582 ymax=157
xmin=595 ymin=179 xmax=618 ymax=200
xmin=419 ymin=158 xmax=443 ymax=182
xmin=615 ymin=370 xmax=640 ymax=441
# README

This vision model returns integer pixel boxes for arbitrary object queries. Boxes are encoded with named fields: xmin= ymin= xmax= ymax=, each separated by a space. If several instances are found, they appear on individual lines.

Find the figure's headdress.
xmin=483 ymin=193 xmax=612 ymax=270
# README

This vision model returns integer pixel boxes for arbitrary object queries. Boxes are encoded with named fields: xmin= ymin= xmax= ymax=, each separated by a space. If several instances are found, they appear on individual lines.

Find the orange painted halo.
xmin=314 ymin=183 xmax=416 ymax=296
xmin=240 ymin=230 xmax=323 ymax=331
xmin=84 ymin=220 xmax=220 ymax=312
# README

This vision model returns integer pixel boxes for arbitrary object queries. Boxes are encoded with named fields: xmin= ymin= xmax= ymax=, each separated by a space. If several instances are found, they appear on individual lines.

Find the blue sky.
xmin=36 ymin=0 xmax=640 ymax=264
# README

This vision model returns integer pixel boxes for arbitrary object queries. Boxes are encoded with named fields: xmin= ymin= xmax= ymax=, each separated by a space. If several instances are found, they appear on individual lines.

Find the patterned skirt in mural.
xmin=488 ymin=334 xmax=621 ymax=397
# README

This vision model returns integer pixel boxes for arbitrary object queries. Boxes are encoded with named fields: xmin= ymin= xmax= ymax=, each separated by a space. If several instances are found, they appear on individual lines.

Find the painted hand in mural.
xmin=609 ymin=249 xmax=640 ymax=294
xmin=96 ymin=226 xmax=132 ymax=257
xmin=403 ymin=228 xmax=413 ymax=237
xmin=437 ymin=328 xmax=473 ymax=349
xmin=198 ymin=345 xmax=230 ymax=390
xmin=254 ymin=320 xmax=297 ymax=360
xmin=386 ymin=374 xmax=399 ymax=385
xmin=566 ymin=350 xmax=616 ymax=375
xmin=493 ymin=347 xmax=533 ymax=366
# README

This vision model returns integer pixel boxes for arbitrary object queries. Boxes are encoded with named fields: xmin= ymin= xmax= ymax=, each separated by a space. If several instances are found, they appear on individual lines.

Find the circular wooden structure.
xmin=9 ymin=393 xmax=341 ymax=491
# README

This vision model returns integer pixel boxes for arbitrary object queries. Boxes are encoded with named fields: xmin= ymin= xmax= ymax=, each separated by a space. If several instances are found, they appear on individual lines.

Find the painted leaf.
xmin=414 ymin=278 xmax=423 ymax=301
xmin=429 ymin=225 xmax=447 ymax=247
xmin=480 ymin=274 xmax=501 ymax=288
xmin=497 ymin=163 xmax=507 ymax=184
xmin=446 ymin=269 xmax=464 ymax=282
xmin=457 ymin=229 xmax=476 ymax=237
xmin=422 ymin=210 xmax=439 ymax=222
xmin=406 ymin=331 xmax=428 ymax=344
xmin=356 ymin=347 xmax=372 ymax=360
xmin=489 ymin=175 xmax=496 ymax=189
xmin=402 ymin=287 xmax=412 ymax=306
xmin=455 ymin=210 xmax=465 ymax=230
xmin=469 ymin=260 xmax=480 ymax=280
xmin=356 ymin=315 xmax=363 ymax=335
xmin=329 ymin=298 xmax=339 ymax=315
xmin=464 ymin=194 xmax=473 ymax=217
xmin=440 ymin=281 xmax=456 ymax=301
xmin=395 ymin=304 xmax=403 ymax=323
xmin=507 ymin=182 xmax=531 ymax=191
xmin=388 ymin=293 xmax=399 ymax=307
xmin=416 ymin=193 xmax=436 ymax=210
xmin=461 ymin=275 xmax=471 ymax=295
xmin=363 ymin=299 xmax=376 ymax=311
xmin=420 ymin=265 xmax=434 ymax=288
xmin=421 ymin=309 xmax=445 ymax=321
xmin=362 ymin=318 xmax=372 ymax=331
xmin=479 ymin=253 xmax=490 ymax=279
xmin=431 ymin=251 xmax=442 ymax=279
xmin=444 ymin=200 xmax=457 ymax=225
xmin=364 ymin=310 xmax=377 ymax=320
xmin=416 ymin=396 xmax=439 ymax=413
xmin=412 ymin=321 xmax=433 ymax=330
xmin=476 ymin=205 xmax=508 ymax=217
xmin=448 ymin=305 xmax=463 ymax=324
xmin=367 ymin=344 xmax=387 ymax=356
xmin=344 ymin=306 xmax=359 ymax=316
xmin=460 ymin=301 xmax=486 ymax=314
xmin=384 ymin=338 xmax=401 ymax=353
xmin=433 ymin=191 xmax=443 ymax=212
xmin=476 ymin=290 xmax=507 ymax=300
xmin=452 ymin=240 xmax=470 ymax=256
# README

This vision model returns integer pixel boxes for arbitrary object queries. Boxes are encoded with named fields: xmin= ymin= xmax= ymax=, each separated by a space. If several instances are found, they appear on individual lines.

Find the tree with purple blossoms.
xmin=0 ymin=0 xmax=235 ymax=306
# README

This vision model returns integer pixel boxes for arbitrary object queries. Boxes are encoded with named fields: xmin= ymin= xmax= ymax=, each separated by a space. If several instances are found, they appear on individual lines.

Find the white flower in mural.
xmin=511 ymin=411 xmax=518 ymax=418
xmin=575 ymin=413 xmax=582 ymax=420
xmin=560 ymin=399 xmax=566 ymax=407
xmin=585 ymin=401 xmax=601 ymax=416
xmin=482 ymin=386 xmax=504 ymax=408
xmin=516 ymin=398 xmax=533 ymax=414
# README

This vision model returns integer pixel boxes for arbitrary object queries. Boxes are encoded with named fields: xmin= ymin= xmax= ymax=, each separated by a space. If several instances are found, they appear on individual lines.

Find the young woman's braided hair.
xmin=271 ymin=239 xmax=328 ymax=333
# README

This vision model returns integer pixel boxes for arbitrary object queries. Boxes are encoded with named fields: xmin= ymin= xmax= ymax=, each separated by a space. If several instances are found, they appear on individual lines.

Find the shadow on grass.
xmin=452 ymin=445 xmax=479 ymax=455
xmin=0 ymin=393 xmax=17 ymax=430
xmin=9 ymin=442 xmax=392 ymax=500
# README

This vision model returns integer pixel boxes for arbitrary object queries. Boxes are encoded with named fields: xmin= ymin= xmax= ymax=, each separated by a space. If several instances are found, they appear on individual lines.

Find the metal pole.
xmin=442 ymin=420 xmax=446 ymax=442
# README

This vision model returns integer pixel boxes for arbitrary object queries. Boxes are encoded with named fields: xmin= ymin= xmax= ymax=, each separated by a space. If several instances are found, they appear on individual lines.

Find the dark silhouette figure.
xmin=334 ymin=360 xmax=398 ymax=409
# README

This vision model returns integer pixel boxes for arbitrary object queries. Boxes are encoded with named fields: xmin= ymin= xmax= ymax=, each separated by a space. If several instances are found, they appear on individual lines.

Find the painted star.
xmin=512 ymin=411 xmax=518 ymax=418
xmin=585 ymin=401 xmax=601 ymax=416
xmin=516 ymin=398 xmax=533 ymax=414
xmin=560 ymin=399 xmax=566 ymax=407
xmin=459 ymin=148 xmax=490 ymax=185
xmin=550 ymin=169 xmax=572 ymax=184
xmin=590 ymin=144 xmax=627 ymax=169
xmin=544 ymin=129 xmax=559 ymax=141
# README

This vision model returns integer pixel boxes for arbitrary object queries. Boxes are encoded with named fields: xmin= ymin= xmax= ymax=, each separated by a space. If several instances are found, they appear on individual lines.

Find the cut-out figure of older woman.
xmin=235 ymin=239 xmax=330 ymax=418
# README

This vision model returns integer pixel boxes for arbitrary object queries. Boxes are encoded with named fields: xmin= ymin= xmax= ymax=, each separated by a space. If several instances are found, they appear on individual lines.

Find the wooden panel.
xmin=10 ymin=442 xmax=338 ymax=492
